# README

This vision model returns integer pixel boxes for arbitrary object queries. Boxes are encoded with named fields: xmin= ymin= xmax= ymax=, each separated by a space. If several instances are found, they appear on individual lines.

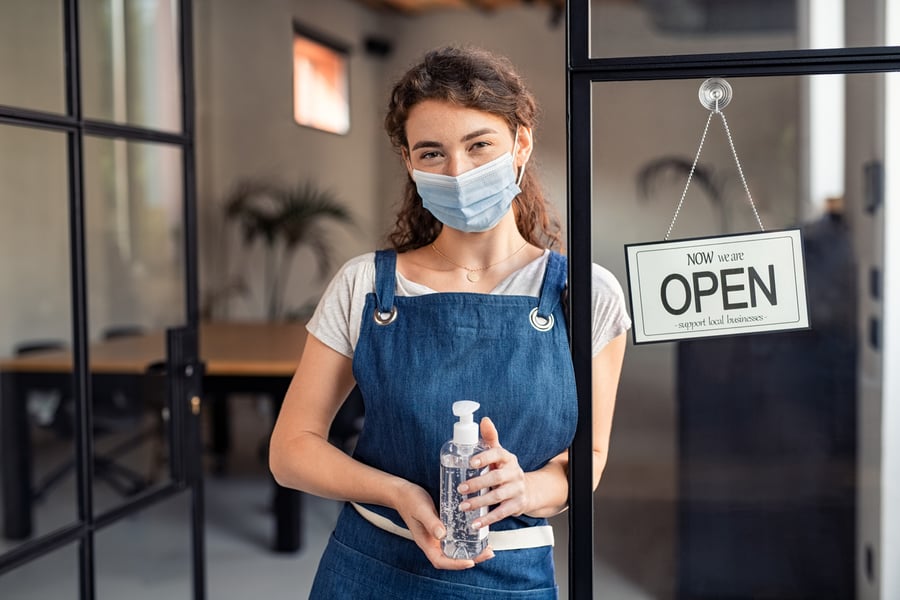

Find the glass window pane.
xmin=0 ymin=1 xmax=66 ymax=113
xmin=95 ymin=492 xmax=192 ymax=598
xmin=590 ymin=73 xmax=863 ymax=597
xmin=590 ymin=0 xmax=851 ymax=59
xmin=83 ymin=136 xmax=186 ymax=338
xmin=0 ymin=124 xmax=76 ymax=556
xmin=83 ymin=136 xmax=185 ymax=514
xmin=80 ymin=0 xmax=182 ymax=133
xmin=0 ymin=541 xmax=78 ymax=596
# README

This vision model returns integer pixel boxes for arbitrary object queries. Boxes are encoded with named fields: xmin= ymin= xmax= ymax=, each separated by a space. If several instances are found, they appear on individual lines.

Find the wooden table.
xmin=0 ymin=321 xmax=306 ymax=376
xmin=0 ymin=321 xmax=308 ymax=552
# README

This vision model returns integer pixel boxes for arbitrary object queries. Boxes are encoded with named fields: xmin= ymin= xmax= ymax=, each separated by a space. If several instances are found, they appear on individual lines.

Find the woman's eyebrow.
xmin=411 ymin=139 xmax=442 ymax=151
xmin=461 ymin=128 xmax=498 ymax=142
xmin=410 ymin=128 xmax=499 ymax=151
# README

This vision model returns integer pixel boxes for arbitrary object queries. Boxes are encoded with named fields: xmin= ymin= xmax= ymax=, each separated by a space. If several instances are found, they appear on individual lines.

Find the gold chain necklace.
xmin=431 ymin=241 xmax=529 ymax=283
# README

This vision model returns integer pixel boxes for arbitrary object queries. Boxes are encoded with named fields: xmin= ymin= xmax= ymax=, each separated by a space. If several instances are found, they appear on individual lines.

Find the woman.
xmin=270 ymin=45 xmax=630 ymax=598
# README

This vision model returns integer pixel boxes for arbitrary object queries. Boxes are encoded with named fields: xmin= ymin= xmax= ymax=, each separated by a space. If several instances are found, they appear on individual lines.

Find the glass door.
xmin=566 ymin=1 xmax=900 ymax=599
xmin=0 ymin=1 xmax=203 ymax=598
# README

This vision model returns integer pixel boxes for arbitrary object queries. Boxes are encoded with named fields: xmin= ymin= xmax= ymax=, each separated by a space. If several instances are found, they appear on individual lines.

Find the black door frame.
xmin=565 ymin=1 xmax=900 ymax=598
xmin=0 ymin=1 xmax=205 ymax=598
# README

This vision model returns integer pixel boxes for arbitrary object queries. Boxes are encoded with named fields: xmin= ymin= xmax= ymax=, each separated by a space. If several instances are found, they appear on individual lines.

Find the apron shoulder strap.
xmin=373 ymin=250 xmax=397 ymax=314
xmin=536 ymin=251 xmax=567 ymax=319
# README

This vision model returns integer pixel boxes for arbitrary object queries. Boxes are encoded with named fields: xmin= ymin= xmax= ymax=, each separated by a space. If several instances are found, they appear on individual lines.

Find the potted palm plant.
xmin=222 ymin=178 xmax=354 ymax=320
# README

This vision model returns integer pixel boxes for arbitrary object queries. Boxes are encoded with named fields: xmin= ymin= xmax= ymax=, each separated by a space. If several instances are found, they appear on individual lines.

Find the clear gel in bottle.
xmin=439 ymin=400 xmax=488 ymax=560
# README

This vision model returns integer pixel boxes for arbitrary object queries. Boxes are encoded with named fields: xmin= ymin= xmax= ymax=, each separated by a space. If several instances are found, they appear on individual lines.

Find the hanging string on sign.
xmin=665 ymin=78 xmax=766 ymax=241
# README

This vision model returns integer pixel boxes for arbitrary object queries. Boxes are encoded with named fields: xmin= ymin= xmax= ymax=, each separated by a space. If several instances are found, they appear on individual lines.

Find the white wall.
xmin=0 ymin=1 xmax=65 ymax=113
xmin=0 ymin=127 xmax=72 ymax=350
xmin=0 ymin=3 xmax=71 ymax=352
xmin=193 ymin=0 xmax=389 ymax=319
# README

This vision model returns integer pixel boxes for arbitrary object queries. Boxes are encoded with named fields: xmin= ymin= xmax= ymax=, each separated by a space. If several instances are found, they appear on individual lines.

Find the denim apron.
xmin=310 ymin=250 xmax=577 ymax=599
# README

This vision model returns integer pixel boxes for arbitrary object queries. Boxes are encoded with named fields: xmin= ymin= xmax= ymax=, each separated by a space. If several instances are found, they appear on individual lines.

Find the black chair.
xmin=87 ymin=325 xmax=165 ymax=494
xmin=102 ymin=324 xmax=146 ymax=339
xmin=15 ymin=340 xmax=70 ymax=437
xmin=141 ymin=359 xmax=172 ymax=483
xmin=20 ymin=326 xmax=165 ymax=501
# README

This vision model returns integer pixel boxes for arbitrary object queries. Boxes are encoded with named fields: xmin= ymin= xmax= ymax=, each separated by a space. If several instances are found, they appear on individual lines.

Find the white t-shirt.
xmin=307 ymin=249 xmax=632 ymax=358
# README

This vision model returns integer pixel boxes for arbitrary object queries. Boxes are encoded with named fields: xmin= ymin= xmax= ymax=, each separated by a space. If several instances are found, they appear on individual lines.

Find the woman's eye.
xmin=419 ymin=150 xmax=441 ymax=161
xmin=469 ymin=141 xmax=491 ymax=151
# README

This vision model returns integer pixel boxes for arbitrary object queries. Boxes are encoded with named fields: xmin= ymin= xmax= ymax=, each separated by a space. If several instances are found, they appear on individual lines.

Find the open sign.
xmin=624 ymin=229 xmax=810 ymax=344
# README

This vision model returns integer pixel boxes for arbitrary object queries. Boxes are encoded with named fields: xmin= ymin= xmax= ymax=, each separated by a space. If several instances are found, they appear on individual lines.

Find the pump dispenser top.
xmin=452 ymin=400 xmax=480 ymax=446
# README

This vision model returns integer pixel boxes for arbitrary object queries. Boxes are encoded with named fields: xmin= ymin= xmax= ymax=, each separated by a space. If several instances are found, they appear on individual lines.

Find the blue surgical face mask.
xmin=411 ymin=135 xmax=525 ymax=233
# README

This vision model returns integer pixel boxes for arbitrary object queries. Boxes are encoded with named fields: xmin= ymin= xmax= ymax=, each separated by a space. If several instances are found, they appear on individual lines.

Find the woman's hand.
xmin=457 ymin=418 xmax=531 ymax=529
xmin=393 ymin=480 xmax=495 ymax=570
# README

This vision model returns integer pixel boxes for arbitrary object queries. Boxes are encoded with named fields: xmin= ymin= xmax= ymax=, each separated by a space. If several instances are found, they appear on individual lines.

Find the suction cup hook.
xmin=698 ymin=78 xmax=732 ymax=112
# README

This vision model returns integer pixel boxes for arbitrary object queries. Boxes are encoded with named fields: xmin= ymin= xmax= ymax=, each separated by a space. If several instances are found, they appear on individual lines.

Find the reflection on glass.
xmin=83 ymin=136 xmax=184 ymax=515
xmin=0 ymin=1 xmax=66 ymax=113
xmin=80 ymin=0 xmax=182 ymax=132
xmin=0 ymin=124 xmax=75 ymax=555
xmin=0 ymin=541 xmax=78 ymax=596
xmin=590 ymin=75 xmax=859 ymax=598
xmin=589 ymin=0 xmax=856 ymax=59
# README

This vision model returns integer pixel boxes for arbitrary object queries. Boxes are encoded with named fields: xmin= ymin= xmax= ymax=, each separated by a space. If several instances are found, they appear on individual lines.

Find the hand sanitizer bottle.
xmin=439 ymin=400 xmax=489 ymax=559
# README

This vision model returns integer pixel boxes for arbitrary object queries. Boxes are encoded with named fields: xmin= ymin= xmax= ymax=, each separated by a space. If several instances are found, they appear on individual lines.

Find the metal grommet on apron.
xmin=372 ymin=249 xmax=398 ymax=326
xmin=310 ymin=249 xmax=576 ymax=600
xmin=529 ymin=308 xmax=554 ymax=331
xmin=373 ymin=306 xmax=397 ymax=325
xmin=530 ymin=247 xmax=566 ymax=332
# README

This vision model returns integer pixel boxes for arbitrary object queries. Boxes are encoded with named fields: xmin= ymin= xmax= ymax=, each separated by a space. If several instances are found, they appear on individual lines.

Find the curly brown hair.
xmin=384 ymin=45 xmax=563 ymax=252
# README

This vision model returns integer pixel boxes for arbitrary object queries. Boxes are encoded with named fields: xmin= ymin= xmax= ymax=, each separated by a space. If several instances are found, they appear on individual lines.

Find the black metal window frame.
xmin=564 ymin=2 xmax=900 ymax=598
xmin=0 ymin=1 xmax=202 ymax=598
